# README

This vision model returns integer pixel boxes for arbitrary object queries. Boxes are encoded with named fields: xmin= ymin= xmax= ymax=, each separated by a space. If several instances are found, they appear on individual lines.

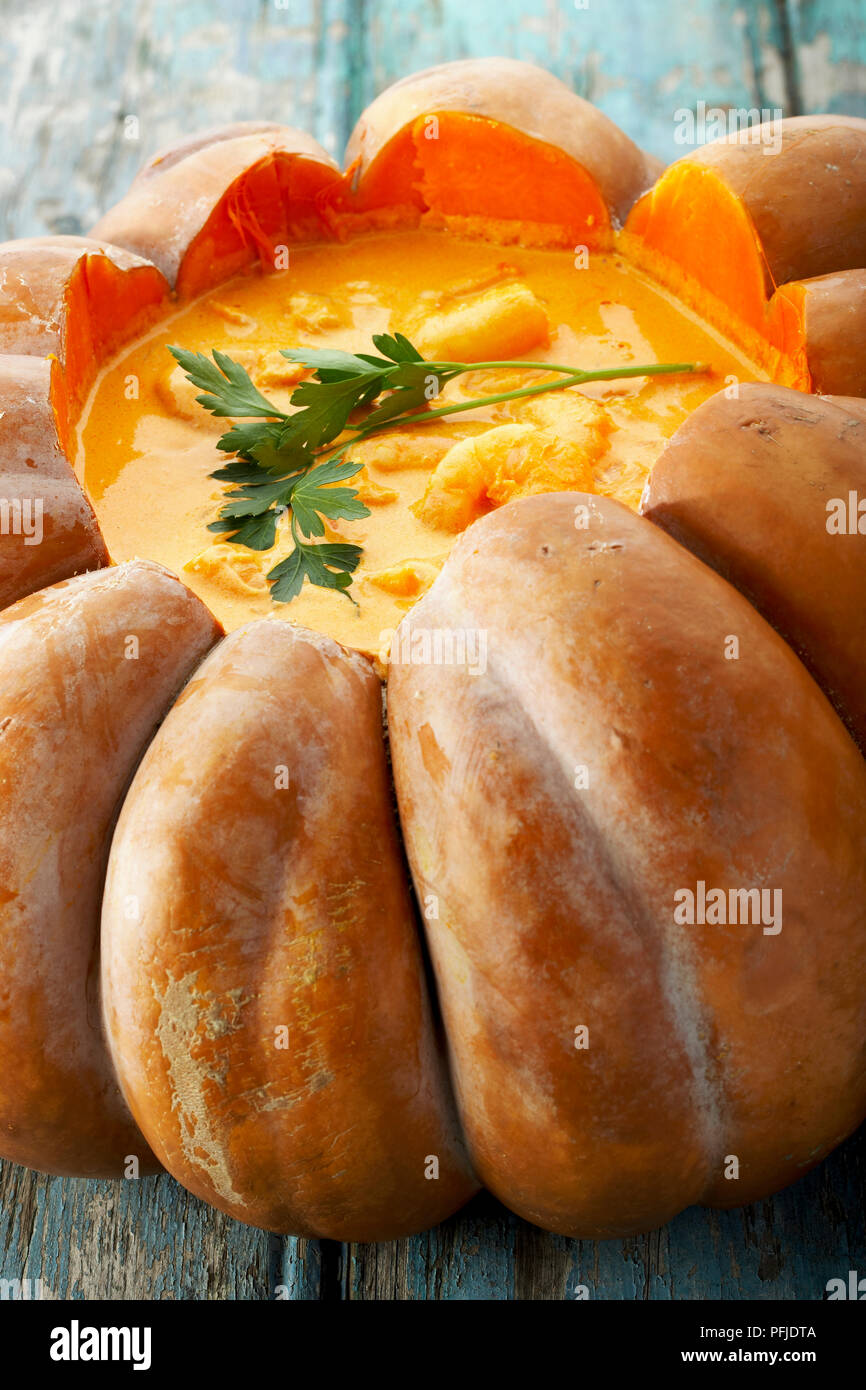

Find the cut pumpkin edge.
xmin=15 ymin=98 xmax=866 ymax=608
xmin=622 ymin=161 xmax=814 ymax=388
xmin=68 ymin=118 xmax=824 ymax=418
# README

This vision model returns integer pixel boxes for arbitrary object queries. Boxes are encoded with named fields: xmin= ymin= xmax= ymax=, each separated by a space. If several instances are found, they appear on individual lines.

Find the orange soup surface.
xmin=76 ymin=230 xmax=766 ymax=659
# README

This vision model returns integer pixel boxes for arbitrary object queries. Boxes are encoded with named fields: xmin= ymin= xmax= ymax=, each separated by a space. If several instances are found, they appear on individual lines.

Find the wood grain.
xmin=3 ymin=0 xmax=865 ymax=242
xmin=344 ymin=1127 xmax=866 ymax=1300
xmin=787 ymin=0 xmax=866 ymax=113
xmin=358 ymin=0 xmax=792 ymax=161
xmin=0 ymin=0 xmax=864 ymax=1301
xmin=0 ymin=1163 xmax=275 ymax=1299
xmin=0 ymin=0 xmax=353 ymax=240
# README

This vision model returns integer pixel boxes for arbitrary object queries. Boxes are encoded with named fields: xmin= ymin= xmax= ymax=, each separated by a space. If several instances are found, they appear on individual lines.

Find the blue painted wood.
xmin=0 ymin=1164 xmax=275 ymax=1299
xmin=0 ymin=0 xmax=355 ymax=240
xmin=787 ymin=0 xmax=866 ymax=115
xmin=0 ymin=0 xmax=802 ymax=241
xmin=358 ymin=0 xmax=790 ymax=162
xmin=1 ymin=0 xmax=865 ymax=1301
xmin=347 ymin=1197 xmax=519 ymax=1300
xmin=343 ymin=1127 xmax=866 ymax=1299
xmin=274 ymin=1238 xmax=329 ymax=1301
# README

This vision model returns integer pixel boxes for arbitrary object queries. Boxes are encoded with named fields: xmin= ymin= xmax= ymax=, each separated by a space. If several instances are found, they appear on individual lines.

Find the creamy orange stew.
xmin=76 ymin=230 xmax=765 ymax=659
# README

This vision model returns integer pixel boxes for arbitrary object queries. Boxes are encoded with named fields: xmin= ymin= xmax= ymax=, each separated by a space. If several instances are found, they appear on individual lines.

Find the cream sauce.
xmin=76 ymin=230 xmax=766 ymax=659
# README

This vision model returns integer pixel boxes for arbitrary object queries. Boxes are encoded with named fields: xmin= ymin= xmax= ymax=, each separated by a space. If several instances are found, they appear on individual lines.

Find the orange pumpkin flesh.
xmin=624 ymin=164 xmax=775 ymax=352
xmin=90 ymin=129 xmax=340 ymax=296
xmin=337 ymin=58 xmax=662 ymax=237
xmin=395 ymin=112 xmax=611 ymax=245
xmin=625 ymin=115 xmax=866 ymax=395
xmin=770 ymin=271 xmax=866 ymax=397
xmin=0 ymin=240 xmax=164 ymax=610
xmin=54 ymin=248 xmax=169 ymax=449
xmin=0 ymin=59 xmax=865 ymax=1240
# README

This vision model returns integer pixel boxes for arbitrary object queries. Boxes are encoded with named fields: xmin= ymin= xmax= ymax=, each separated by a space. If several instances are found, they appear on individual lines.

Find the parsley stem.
xmin=423 ymin=359 xmax=707 ymax=378
xmin=344 ymin=361 xmax=707 ymax=436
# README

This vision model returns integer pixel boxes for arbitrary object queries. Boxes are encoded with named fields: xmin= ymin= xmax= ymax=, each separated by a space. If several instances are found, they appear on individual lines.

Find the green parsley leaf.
xmin=210 ymin=457 xmax=274 ymax=485
xmin=288 ymin=458 xmax=371 ymax=538
xmin=168 ymin=347 xmax=282 ymax=419
xmin=279 ymin=373 xmax=381 ymax=451
xmin=280 ymin=347 xmax=383 ymax=381
xmin=370 ymin=331 xmax=424 ymax=364
xmin=208 ymin=510 xmax=280 ymax=551
xmin=360 ymin=379 xmax=435 ymax=428
xmin=267 ymin=540 xmax=362 ymax=603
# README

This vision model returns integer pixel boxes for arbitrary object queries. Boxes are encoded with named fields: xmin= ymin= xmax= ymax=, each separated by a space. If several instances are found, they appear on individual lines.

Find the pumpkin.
xmin=641 ymin=385 xmax=866 ymax=753
xmin=623 ymin=115 xmax=866 ymax=390
xmin=1 ymin=58 xmax=865 ymax=1242
xmin=388 ymin=493 xmax=866 ymax=1236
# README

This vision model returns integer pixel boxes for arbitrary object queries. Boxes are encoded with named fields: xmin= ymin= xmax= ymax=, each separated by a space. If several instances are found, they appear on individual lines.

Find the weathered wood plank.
xmin=273 ymin=1238 xmax=332 ymax=1301
xmin=355 ymin=0 xmax=790 ymax=162
xmin=0 ymin=0 xmax=355 ymax=241
xmin=346 ymin=1195 xmax=518 ymax=1300
xmin=0 ymin=1161 xmax=276 ymax=1299
xmin=786 ymin=0 xmax=866 ymax=115
xmin=346 ymin=1126 xmax=866 ymax=1299
xmin=0 ymin=0 xmax=804 ymax=244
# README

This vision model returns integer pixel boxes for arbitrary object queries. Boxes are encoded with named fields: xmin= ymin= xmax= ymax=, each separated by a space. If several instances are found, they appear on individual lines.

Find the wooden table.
xmin=1 ymin=0 xmax=865 ymax=1301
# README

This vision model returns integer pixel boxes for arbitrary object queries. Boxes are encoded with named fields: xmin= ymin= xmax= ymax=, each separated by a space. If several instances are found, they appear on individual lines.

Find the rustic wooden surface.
xmin=1 ymin=0 xmax=865 ymax=1301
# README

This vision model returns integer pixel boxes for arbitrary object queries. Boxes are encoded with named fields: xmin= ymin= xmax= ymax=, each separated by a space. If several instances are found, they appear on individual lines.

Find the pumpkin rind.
xmin=688 ymin=116 xmax=866 ymax=288
xmin=627 ymin=116 xmax=866 ymax=294
xmin=0 ymin=235 xmax=164 ymax=355
xmin=340 ymin=57 xmax=662 ymax=240
xmin=0 ymin=561 xmax=222 ymax=1177
xmin=641 ymin=384 xmax=866 ymax=752
xmin=101 ymin=621 xmax=477 ymax=1238
xmin=0 ymin=235 xmax=171 ymax=606
xmin=0 ymin=237 xmax=169 ymax=416
xmin=91 ymin=127 xmax=340 ymax=295
xmin=388 ymin=493 xmax=866 ymax=1238
xmin=0 ymin=355 xmax=108 ymax=607
xmin=773 ymin=270 xmax=866 ymax=397
xmin=625 ymin=116 xmax=866 ymax=388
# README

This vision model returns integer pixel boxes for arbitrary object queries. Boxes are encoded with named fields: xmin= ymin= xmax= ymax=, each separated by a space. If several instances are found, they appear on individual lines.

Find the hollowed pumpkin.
xmin=1 ymin=58 xmax=865 ymax=1242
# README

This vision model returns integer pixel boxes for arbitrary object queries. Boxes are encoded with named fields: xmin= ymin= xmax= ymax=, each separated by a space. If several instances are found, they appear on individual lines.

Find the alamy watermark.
xmin=0 ymin=1277 xmax=44 ymax=1299
xmin=826 ymin=492 xmax=866 ymax=534
xmin=381 ymin=625 xmax=488 ymax=675
xmin=674 ymin=881 xmax=782 ymax=935
xmin=0 ymin=497 xmax=43 ymax=545
xmin=674 ymin=101 xmax=784 ymax=154
xmin=826 ymin=1270 xmax=866 ymax=1299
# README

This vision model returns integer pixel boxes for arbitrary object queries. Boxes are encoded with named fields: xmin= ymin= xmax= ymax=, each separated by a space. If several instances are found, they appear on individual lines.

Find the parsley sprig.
xmin=169 ymin=335 xmax=707 ymax=605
